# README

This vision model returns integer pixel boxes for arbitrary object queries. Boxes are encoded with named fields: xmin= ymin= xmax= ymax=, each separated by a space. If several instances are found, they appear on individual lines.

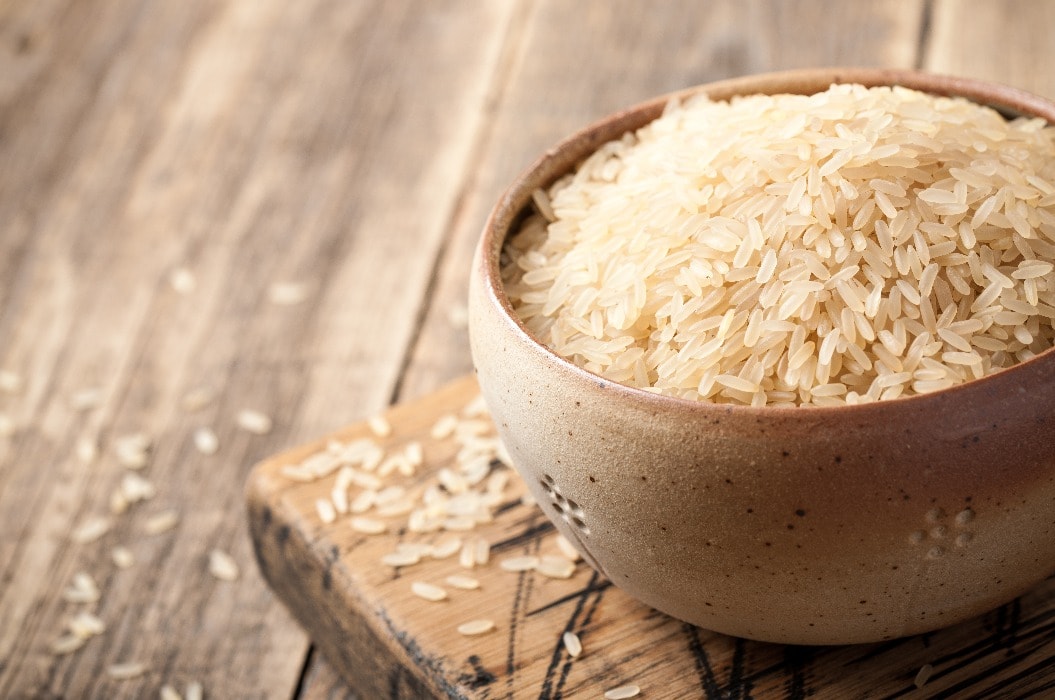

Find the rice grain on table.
xmin=111 ymin=546 xmax=135 ymax=569
xmin=160 ymin=684 xmax=183 ymax=700
xmin=0 ymin=370 xmax=22 ymax=393
xmin=208 ymin=549 xmax=240 ymax=581
xmin=71 ymin=516 xmax=112 ymax=544
xmin=193 ymin=427 xmax=219 ymax=455
xmin=143 ymin=510 xmax=179 ymax=535
xmin=185 ymin=681 xmax=204 ymax=700
xmin=106 ymin=662 xmax=147 ymax=680
xmin=236 ymin=409 xmax=273 ymax=435
xmin=63 ymin=572 xmax=101 ymax=604
xmin=915 ymin=663 xmax=935 ymax=689
xmin=503 ymin=84 xmax=1055 ymax=406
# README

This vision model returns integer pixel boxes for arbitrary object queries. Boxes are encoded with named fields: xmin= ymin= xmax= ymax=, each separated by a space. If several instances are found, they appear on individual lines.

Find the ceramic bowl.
xmin=468 ymin=68 xmax=1055 ymax=645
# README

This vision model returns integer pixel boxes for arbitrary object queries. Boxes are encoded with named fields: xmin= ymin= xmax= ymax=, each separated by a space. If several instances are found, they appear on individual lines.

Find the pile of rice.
xmin=502 ymin=84 xmax=1055 ymax=406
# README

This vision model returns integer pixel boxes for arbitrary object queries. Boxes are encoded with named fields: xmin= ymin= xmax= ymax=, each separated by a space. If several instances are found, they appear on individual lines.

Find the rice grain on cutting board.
xmin=562 ymin=631 xmax=583 ymax=657
xmin=411 ymin=581 xmax=448 ymax=602
xmin=915 ymin=663 xmax=935 ymax=688
xmin=503 ymin=84 xmax=1055 ymax=406
xmin=604 ymin=684 xmax=641 ymax=699
xmin=457 ymin=619 xmax=496 ymax=636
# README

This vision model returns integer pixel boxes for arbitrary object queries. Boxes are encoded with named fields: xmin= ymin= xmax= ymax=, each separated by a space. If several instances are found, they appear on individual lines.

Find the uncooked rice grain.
xmin=604 ymin=685 xmax=641 ymax=699
xmin=143 ymin=510 xmax=179 ymax=535
xmin=69 ymin=611 xmax=106 ymax=638
xmin=193 ymin=427 xmax=219 ymax=455
xmin=499 ymin=555 xmax=539 ymax=572
xmin=536 ymin=555 xmax=576 ymax=579
xmin=208 ymin=549 xmax=240 ymax=581
xmin=915 ymin=663 xmax=935 ymax=688
xmin=503 ymin=84 xmax=1055 ymax=406
xmin=562 ymin=631 xmax=582 ymax=657
xmin=185 ymin=681 xmax=204 ymax=700
xmin=368 ymin=414 xmax=392 ymax=438
xmin=71 ymin=388 xmax=103 ymax=411
xmin=72 ymin=516 xmax=112 ymax=544
xmin=169 ymin=267 xmax=196 ymax=294
xmin=411 ymin=581 xmax=448 ymax=602
xmin=63 ymin=572 xmax=101 ymax=604
xmin=445 ymin=574 xmax=481 ymax=590
xmin=268 ymin=281 xmax=311 ymax=305
xmin=315 ymin=498 xmax=337 ymax=524
xmin=456 ymin=619 xmax=495 ymax=636
xmin=112 ymin=546 xmax=135 ymax=569
xmin=51 ymin=634 xmax=86 ymax=655
xmin=0 ymin=370 xmax=22 ymax=393
xmin=160 ymin=684 xmax=183 ymax=700
xmin=236 ymin=409 xmax=273 ymax=435
xmin=106 ymin=662 xmax=147 ymax=680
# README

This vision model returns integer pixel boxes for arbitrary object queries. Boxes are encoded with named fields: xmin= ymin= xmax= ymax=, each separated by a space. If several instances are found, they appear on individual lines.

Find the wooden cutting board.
xmin=246 ymin=376 xmax=1055 ymax=699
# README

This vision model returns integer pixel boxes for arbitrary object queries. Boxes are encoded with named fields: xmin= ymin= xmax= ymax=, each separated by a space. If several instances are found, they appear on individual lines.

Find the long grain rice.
xmin=503 ymin=85 xmax=1055 ymax=405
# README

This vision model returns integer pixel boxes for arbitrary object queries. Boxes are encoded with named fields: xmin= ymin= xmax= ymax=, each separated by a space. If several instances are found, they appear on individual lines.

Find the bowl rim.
xmin=476 ymin=67 xmax=1055 ymax=417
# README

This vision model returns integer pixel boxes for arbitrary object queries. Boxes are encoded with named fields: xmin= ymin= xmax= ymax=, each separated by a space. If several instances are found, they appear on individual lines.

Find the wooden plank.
xmin=0 ymin=0 xmax=516 ymax=697
xmin=248 ymin=375 xmax=1055 ymax=698
xmin=927 ymin=0 xmax=1055 ymax=97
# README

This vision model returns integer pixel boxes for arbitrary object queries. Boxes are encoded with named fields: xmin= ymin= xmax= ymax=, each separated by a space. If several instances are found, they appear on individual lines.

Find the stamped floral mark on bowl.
xmin=909 ymin=506 xmax=975 ymax=558
xmin=540 ymin=473 xmax=590 ymax=536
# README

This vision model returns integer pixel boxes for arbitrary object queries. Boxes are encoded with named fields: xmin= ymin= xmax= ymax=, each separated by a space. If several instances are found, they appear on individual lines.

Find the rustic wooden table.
xmin=2 ymin=1 xmax=1053 ymax=698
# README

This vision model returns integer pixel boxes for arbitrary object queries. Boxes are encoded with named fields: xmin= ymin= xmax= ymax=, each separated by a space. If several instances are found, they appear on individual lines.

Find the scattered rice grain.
xmin=208 ymin=549 xmax=240 ymax=581
xmin=181 ymin=386 xmax=215 ymax=412
xmin=604 ymin=684 xmax=641 ymax=699
xmin=160 ymin=684 xmax=183 ymax=700
xmin=193 ymin=427 xmax=219 ymax=455
xmin=445 ymin=574 xmax=480 ymax=590
xmin=368 ymin=414 xmax=392 ymax=438
xmin=499 ymin=555 xmax=539 ymax=572
xmin=268 ymin=281 xmax=311 ymax=305
xmin=456 ymin=619 xmax=495 ymax=636
xmin=112 ymin=546 xmax=135 ymax=569
xmin=315 ymin=498 xmax=337 ymax=524
xmin=143 ymin=510 xmax=179 ymax=535
xmin=562 ymin=631 xmax=582 ymax=657
xmin=107 ymin=662 xmax=147 ymax=680
xmin=236 ymin=409 xmax=273 ymax=435
xmin=169 ymin=267 xmax=196 ymax=294
xmin=0 ymin=370 xmax=22 ymax=393
xmin=72 ymin=516 xmax=112 ymax=544
xmin=71 ymin=388 xmax=103 ymax=411
xmin=350 ymin=516 xmax=386 ymax=535
xmin=915 ymin=663 xmax=935 ymax=689
xmin=411 ymin=581 xmax=448 ymax=602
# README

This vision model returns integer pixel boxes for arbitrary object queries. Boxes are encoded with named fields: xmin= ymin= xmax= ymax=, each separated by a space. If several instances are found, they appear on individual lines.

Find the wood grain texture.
xmin=2 ymin=0 xmax=1054 ymax=697
xmin=248 ymin=376 xmax=1055 ymax=699
xmin=0 ymin=0 xmax=514 ymax=697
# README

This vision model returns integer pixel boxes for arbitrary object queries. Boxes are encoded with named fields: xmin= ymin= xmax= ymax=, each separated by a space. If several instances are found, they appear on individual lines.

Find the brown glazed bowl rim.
xmin=477 ymin=67 xmax=1055 ymax=418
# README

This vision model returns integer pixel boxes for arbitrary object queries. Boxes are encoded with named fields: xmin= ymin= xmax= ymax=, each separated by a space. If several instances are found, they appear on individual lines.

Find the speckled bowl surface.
xmin=468 ymin=69 xmax=1055 ymax=645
